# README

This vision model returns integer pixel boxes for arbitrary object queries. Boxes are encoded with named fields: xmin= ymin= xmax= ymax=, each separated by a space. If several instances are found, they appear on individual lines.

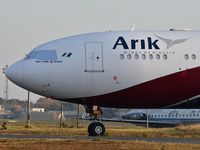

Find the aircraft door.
xmin=85 ymin=42 xmax=104 ymax=72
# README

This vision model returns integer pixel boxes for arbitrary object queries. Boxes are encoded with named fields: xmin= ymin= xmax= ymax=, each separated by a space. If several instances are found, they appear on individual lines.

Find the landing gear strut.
xmin=86 ymin=105 xmax=105 ymax=136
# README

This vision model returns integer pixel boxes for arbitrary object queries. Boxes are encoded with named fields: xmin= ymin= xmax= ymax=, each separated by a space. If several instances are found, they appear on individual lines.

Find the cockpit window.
xmin=27 ymin=50 xmax=57 ymax=60
xmin=28 ymin=51 xmax=39 ymax=58
xmin=36 ymin=50 xmax=57 ymax=60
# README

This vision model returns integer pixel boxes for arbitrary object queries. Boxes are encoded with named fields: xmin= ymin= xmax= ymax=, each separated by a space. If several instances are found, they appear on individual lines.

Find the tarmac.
xmin=0 ymin=134 xmax=199 ymax=144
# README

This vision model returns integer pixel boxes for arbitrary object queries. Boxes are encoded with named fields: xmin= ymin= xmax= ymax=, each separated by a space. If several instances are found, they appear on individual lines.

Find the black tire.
xmin=88 ymin=122 xmax=95 ymax=136
xmin=88 ymin=122 xmax=105 ymax=136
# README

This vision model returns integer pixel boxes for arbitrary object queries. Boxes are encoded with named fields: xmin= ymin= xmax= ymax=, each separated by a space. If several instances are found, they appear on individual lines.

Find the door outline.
xmin=85 ymin=42 xmax=104 ymax=72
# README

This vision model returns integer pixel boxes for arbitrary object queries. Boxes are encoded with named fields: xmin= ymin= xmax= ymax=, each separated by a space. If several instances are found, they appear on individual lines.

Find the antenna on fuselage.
xmin=131 ymin=25 xmax=136 ymax=31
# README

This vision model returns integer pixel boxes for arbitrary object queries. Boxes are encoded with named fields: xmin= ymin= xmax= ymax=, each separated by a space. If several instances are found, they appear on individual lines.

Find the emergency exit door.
xmin=85 ymin=42 xmax=104 ymax=72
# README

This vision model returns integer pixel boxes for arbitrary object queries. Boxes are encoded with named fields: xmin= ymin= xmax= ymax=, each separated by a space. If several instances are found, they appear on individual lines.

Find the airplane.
xmin=119 ymin=109 xmax=200 ymax=127
xmin=5 ymin=29 xmax=200 ymax=136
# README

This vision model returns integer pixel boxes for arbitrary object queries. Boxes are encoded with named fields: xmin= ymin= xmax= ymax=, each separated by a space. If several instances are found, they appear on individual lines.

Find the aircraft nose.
xmin=5 ymin=61 xmax=24 ymax=86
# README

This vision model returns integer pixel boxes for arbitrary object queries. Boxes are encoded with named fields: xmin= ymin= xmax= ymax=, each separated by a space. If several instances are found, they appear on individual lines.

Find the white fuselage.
xmin=5 ymin=30 xmax=200 ymax=108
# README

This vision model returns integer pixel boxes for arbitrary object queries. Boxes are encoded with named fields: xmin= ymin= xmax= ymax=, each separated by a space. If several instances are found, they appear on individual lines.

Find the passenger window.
xmin=191 ymin=54 xmax=196 ymax=60
xmin=120 ymin=54 xmax=124 ymax=60
xmin=134 ymin=54 xmax=139 ymax=59
xmin=127 ymin=54 xmax=131 ymax=60
xmin=184 ymin=54 xmax=189 ymax=60
xmin=36 ymin=50 xmax=57 ymax=60
xmin=156 ymin=54 xmax=160 ymax=60
xmin=163 ymin=54 xmax=167 ymax=60
xmin=142 ymin=54 xmax=146 ymax=59
xmin=149 ymin=54 xmax=153 ymax=60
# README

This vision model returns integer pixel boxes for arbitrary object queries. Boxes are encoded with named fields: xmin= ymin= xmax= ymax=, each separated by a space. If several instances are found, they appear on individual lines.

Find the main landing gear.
xmin=86 ymin=106 xmax=105 ymax=136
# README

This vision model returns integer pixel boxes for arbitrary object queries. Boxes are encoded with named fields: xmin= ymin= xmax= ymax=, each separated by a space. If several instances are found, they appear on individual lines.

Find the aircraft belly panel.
xmin=63 ymin=66 xmax=200 ymax=108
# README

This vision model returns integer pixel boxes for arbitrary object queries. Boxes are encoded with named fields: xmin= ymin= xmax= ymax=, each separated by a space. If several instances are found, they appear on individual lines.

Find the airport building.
xmin=32 ymin=108 xmax=45 ymax=112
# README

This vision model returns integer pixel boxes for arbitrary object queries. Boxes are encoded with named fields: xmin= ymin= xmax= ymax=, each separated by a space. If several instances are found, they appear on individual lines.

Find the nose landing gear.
xmin=86 ymin=105 xmax=105 ymax=136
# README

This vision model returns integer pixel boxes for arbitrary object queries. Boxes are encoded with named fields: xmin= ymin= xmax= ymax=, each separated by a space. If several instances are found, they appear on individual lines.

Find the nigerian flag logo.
xmin=62 ymin=52 xmax=72 ymax=58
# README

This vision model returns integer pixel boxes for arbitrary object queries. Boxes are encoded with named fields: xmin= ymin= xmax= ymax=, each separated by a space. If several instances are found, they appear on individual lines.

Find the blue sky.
xmin=0 ymin=0 xmax=199 ymax=102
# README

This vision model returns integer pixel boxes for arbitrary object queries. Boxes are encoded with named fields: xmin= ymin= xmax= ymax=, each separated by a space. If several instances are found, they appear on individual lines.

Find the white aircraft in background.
xmin=5 ymin=29 xmax=200 ymax=136
xmin=119 ymin=109 xmax=200 ymax=127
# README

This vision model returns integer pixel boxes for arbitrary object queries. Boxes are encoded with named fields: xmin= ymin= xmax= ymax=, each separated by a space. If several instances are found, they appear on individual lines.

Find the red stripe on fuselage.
xmin=65 ymin=67 xmax=200 ymax=108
